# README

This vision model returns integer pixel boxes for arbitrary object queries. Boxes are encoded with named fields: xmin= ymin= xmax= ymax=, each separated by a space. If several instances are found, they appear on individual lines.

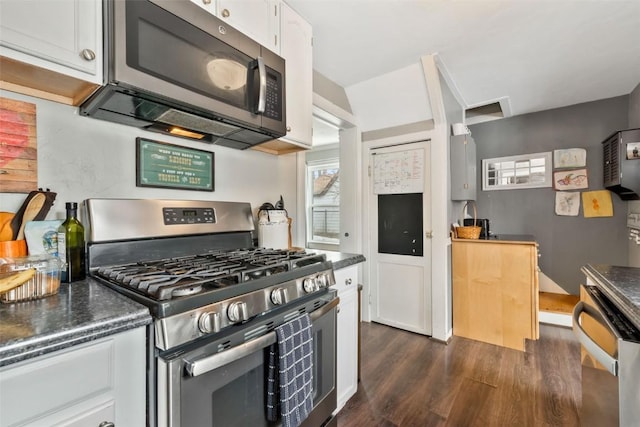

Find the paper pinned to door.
xmin=373 ymin=148 xmax=424 ymax=194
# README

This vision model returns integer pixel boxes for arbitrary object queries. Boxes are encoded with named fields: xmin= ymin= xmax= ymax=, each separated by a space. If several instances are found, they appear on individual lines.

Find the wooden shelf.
xmin=539 ymin=292 xmax=578 ymax=314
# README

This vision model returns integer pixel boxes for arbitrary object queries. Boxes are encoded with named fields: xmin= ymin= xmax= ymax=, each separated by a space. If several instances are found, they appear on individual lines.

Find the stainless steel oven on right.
xmin=573 ymin=283 xmax=640 ymax=426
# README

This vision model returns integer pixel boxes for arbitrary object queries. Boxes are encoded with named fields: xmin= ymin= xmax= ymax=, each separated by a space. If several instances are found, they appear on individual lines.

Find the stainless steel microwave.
xmin=80 ymin=0 xmax=286 ymax=150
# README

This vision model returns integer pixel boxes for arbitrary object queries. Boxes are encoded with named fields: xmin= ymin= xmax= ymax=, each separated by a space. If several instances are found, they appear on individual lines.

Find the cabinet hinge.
xmin=368 ymin=165 xmax=371 ymax=176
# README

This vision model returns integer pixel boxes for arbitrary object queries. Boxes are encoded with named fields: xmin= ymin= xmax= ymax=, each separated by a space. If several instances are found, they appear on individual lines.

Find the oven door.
xmin=573 ymin=285 xmax=640 ymax=427
xmin=157 ymin=297 xmax=338 ymax=427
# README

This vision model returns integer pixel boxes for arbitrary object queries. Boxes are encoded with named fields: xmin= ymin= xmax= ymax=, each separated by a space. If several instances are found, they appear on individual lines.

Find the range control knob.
xmin=271 ymin=287 xmax=288 ymax=305
xmin=228 ymin=301 xmax=248 ymax=322
xmin=316 ymin=273 xmax=331 ymax=288
xmin=198 ymin=311 xmax=221 ymax=333
xmin=303 ymin=277 xmax=318 ymax=293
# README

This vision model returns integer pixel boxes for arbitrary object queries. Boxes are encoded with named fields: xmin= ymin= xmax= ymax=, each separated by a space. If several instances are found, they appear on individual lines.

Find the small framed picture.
xmin=627 ymin=142 xmax=640 ymax=160
xmin=136 ymin=137 xmax=214 ymax=191
xmin=555 ymin=192 xmax=580 ymax=216
xmin=553 ymin=148 xmax=586 ymax=168
xmin=553 ymin=169 xmax=588 ymax=190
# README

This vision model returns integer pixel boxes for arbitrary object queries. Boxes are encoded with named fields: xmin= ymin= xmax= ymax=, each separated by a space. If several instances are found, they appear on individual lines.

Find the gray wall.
xmin=469 ymin=96 xmax=630 ymax=295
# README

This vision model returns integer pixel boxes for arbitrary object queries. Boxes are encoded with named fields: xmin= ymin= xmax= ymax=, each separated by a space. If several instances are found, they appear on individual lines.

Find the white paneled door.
xmin=368 ymin=141 xmax=432 ymax=335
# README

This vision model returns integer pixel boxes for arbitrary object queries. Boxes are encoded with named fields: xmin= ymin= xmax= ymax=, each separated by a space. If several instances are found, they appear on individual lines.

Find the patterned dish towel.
xmin=266 ymin=313 xmax=314 ymax=427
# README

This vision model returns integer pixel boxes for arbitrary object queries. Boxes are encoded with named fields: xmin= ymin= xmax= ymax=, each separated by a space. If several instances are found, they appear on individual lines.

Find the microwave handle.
xmin=255 ymin=56 xmax=266 ymax=114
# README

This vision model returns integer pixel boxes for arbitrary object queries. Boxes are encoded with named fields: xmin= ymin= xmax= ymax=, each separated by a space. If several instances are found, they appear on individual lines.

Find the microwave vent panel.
xmin=157 ymin=109 xmax=239 ymax=136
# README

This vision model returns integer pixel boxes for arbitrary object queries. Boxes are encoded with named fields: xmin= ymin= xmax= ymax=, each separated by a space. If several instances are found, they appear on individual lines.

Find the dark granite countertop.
xmin=312 ymin=250 xmax=366 ymax=270
xmin=582 ymin=264 xmax=640 ymax=331
xmin=0 ymin=278 xmax=152 ymax=367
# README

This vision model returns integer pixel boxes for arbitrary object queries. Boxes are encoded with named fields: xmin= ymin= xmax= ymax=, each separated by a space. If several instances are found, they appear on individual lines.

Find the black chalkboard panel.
xmin=378 ymin=193 xmax=423 ymax=256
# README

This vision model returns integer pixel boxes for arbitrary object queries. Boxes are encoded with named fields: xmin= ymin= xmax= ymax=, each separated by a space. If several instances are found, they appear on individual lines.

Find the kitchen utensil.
xmin=9 ymin=189 xmax=57 ymax=240
xmin=16 ymin=192 xmax=47 ymax=240
xmin=0 ymin=239 xmax=28 ymax=257
xmin=0 ymin=212 xmax=15 ymax=241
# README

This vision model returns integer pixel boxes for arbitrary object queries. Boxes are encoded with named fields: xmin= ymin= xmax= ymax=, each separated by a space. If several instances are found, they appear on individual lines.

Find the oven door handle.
xmin=572 ymin=301 xmax=619 ymax=376
xmin=184 ymin=297 xmax=339 ymax=377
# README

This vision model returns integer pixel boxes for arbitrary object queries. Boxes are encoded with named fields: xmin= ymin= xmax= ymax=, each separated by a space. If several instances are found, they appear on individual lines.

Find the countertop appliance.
xmin=573 ymin=283 xmax=640 ymax=426
xmin=85 ymin=198 xmax=338 ymax=427
xmin=463 ymin=218 xmax=490 ymax=239
xmin=80 ymin=0 xmax=286 ymax=150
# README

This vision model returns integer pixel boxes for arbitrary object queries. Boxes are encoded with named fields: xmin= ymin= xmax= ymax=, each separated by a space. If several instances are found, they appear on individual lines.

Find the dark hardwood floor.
xmin=337 ymin=322 xmax=581 ymax=427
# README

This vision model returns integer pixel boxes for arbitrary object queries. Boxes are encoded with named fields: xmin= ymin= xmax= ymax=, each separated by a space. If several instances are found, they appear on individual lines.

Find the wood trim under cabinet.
xmin=0 ymin=56 xmax=99 ymax=106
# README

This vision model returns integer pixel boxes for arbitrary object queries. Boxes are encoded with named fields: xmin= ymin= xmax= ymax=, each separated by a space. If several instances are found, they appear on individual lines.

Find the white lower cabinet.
xmin=333 ymin=265 xmax=359 ymax=412
xmin=0 ymin=327 xmax=146 ymax=427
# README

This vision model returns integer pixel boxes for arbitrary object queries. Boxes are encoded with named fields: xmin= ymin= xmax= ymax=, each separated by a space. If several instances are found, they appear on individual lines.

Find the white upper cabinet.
xmin=0 ymin=0 xmax=102 ymax=83
xmin=189 ymin=0 xmax=217 ymax=15
xmin=279 ymin=1 xmax=313 ymax=148
xmin=216 ymin=0 xmax=279 ymax=53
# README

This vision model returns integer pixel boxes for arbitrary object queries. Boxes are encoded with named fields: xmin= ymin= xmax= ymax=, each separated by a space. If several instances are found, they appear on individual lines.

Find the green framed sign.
xmin=136 ymin=138 xmax=214 ymax=191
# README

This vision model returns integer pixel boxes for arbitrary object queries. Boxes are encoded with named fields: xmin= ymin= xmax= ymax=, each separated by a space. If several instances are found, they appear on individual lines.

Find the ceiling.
xmin=287 ymin=0 xmax=640 ymax=124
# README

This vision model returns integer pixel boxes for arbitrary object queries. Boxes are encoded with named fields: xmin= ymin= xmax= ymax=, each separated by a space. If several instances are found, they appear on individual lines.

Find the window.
xmin=482 ymin=152 xmax=552 ymax=190
xmin=306 ymin=160 xmax=340 ymax=246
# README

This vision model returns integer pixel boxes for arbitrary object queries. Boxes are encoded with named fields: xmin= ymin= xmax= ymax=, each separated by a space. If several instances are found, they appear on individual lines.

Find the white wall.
xmin=0 ymin=90 xmax=298 ymax=236
xmin=345 ymin=63 xmax=433 ymax=132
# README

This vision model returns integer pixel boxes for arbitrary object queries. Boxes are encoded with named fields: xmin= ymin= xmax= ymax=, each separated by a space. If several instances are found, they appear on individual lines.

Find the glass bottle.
xmin=58 ymin=202 xmax=86 ymax=282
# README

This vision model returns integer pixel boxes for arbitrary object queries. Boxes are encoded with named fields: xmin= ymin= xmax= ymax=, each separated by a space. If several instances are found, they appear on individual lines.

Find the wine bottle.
xmin=58 ymin=202 xmax=86 ymax=283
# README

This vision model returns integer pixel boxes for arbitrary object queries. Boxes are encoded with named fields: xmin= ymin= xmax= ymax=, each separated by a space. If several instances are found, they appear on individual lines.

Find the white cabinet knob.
xmin=80 ymin=49 xmax=96 ymax=61
xmin=222 ymin=8 xmax=230 ymax=17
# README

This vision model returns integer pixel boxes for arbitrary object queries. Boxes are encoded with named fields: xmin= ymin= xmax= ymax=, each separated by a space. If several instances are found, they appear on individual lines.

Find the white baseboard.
xmin=539 ymin=311 xmax=572 ymax=328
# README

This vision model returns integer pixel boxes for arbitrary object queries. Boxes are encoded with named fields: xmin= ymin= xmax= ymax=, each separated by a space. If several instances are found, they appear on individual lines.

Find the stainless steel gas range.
xmin=84 ymin=198 xmax=338 ymax=427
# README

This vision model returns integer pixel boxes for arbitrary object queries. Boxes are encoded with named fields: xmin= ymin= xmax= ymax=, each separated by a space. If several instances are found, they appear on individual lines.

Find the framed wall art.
xmin=627 ymin=142 xmax=640 ymax=160
xmin=0 ymin=97 xmax=37 ymax=192
xmin=553 ymin=148 xmax=586 ymax=168
xmin=582 ymin=190 xmax=613 ymax=218
xmin=136 ymin=138 xmax=214 ymax=191
xmin=553 ymin=169 xmax=588 ymax=190
xmin=555 ymin=191 xmax=580 ymax=216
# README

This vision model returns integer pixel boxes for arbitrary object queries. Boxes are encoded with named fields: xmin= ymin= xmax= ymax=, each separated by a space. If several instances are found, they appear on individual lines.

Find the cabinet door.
xmin=279 ymin=2 xmax=313 ymax=147
xmin=56 ymin=401 xmax=115 ymax=427
xmin=332 ymin=266 xmax=359 ymax=411
xmin=0 ymin=328 xmax=145 ymax=427
xmin=336 ymin=286 xmax=358 ymax=411
xmin=0 ymin=0 xmax=100 ymax=80
xmin=190 ymin=0 xmax=217 ymax=14
xmin=450 ymin=134 xmax=477 ymax=201
xmin=602 ymin=137 xmax=619 ymax=187
xmin=217 ymin=0 xmax=278 ymax=53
